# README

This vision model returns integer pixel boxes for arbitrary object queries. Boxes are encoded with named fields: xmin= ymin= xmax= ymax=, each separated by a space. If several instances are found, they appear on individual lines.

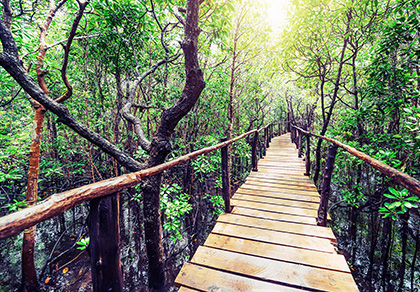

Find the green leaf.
xmin=404 ymin=202 xmax=417 ymax=208
xmin=388 ymin=201 xmax=401 ymax=209
xmin=388 ymin=187 xmax=400 ymax=197
xmin=384 ymin=193 xmax=396 ymax=199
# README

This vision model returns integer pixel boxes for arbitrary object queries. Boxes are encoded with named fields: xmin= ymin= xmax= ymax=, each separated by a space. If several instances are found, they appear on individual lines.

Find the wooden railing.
xmin=0 ymin=122 xmax=281 ymax=240
xmin=291 ymin=125 xmax=420 ymax=226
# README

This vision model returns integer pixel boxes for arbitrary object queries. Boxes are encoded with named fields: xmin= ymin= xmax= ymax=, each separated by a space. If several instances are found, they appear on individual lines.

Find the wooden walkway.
xmin=175 ymin=133 xmax=359 ymax=291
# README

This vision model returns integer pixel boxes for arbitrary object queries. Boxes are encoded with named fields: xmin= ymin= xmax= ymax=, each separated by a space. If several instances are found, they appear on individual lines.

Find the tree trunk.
xmin=19 ymin=106 xmax=45 ymax=292
xmin=317 ymin=144 xmax=338 ymax=226
xmin=313 ymin=27 xmax=349 ymax=185
xmin=381 ymin=217 xmax=393 ymax=291
xmin=398 ymin=212 xmax=409 ymax=292
xmin=411 ymin=231 xmax=419 ymax=291
xmin=88 ymin=193 xmax=123 ymax=292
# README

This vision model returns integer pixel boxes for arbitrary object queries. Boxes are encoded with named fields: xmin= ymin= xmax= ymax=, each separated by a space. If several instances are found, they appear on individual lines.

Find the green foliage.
xmin=160 ymin=183 xmax=192 ymax=241
xmin=76 ymin=237 xmax=90 ymax=250
xmin=1 ymin=198 xmax=28 ymax=212
xmin=203 ymin=193 xmax=224 ymax=216
xmin=379 ymin=187 xmax=419 ymax=220
xmin=341 ymin=187 xmax=366 ymax=208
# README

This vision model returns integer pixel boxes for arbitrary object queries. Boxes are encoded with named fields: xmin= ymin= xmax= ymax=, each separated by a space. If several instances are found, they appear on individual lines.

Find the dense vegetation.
xmin=0 ymin=0 xmax=419 ymax=291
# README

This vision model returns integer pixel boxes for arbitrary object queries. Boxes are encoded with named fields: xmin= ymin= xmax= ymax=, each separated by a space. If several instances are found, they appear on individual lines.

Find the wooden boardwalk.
xmin=175 ymin=133 xmax=359 ymax=292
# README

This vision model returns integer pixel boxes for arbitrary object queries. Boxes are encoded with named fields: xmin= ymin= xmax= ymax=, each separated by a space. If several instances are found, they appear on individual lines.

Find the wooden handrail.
xmin=0 ymin=125 xmax=276 ymax=240
xmin=292 ymin=125 xmax=420 ymax=197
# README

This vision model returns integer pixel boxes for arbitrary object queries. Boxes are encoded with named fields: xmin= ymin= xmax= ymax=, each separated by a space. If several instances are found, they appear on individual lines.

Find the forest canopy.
xmin=0 ymin=0 xmax=420 ymax=291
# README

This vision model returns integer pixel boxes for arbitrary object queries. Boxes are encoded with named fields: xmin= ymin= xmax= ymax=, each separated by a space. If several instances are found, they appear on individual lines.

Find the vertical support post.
xmin=88 ymin=193 xmax=123 ymax=292
xmin=290 ymin=126 xmax=294 ymax=143
xmin=221 ymin=138 xmax=231 ymax=213
xmin=298 ymin=130 xmax=302 ymax=158
xmin=262 ymin=128 xmax=267 ymax=156
xmin=265 ymin=127 xmax=270 ymax=149
xmin=317 ymin=144 xmax=338 ymax=226
xmin=304 ymin=134 xmax=310 ymax=176
xmin=268 ymin=125 xmax=272 ymax=143
xmin=252 ymin=131 xmax=259 ymax=171
xmin=278 ymin=123 xmax=281 ymax=136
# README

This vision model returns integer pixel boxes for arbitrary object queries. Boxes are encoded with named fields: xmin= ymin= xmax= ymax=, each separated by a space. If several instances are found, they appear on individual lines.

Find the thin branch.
xmin=48 ymin=33 xmax=100 ymax=50
xmin=55 ymin=0 xmax=89 ymax=103
xmin=0 ymin=87 xmax=23 ymax=107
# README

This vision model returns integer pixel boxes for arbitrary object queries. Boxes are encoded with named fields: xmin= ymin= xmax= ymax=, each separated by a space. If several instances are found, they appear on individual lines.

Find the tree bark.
xmin=380 ymin=217 xmax=393 ymax=291
xmin=20 ymin=107 xmax=45 ymax=292
xmin=88 ymin=193 xmax=123 ymax=292
xmin=317 ymin=144 xmax=338 ymax=226
xmin=398 ymin=212 xmax=409 ymax=292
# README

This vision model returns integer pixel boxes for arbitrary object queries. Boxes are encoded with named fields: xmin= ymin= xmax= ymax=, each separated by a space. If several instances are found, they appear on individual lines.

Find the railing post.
xmin=220 ymin=138 xmax=231 ymax=213
xmin=290 ymin=126 xmax=294 ymax=143
xmin=278 ymin=123 xmax=281 ymax=136
xmin=304 ymin=134 xmax=310 ymax=176
xmin=263 ymin=128 xmax=267 ymax=156
xmin=298 ymin=130 xmax=302 ymax=158
xmin=252 ymin=131 xmax=259 ymax=171
xmin=88 ymin=193 xmax=123 ymax=292
xmin=269 ymin=124 xmax=272 ymax=143
xmin=317 ymin=144 xmax=338 ymax=226
xmin=265 ymin=127 xmax=270 ymax=149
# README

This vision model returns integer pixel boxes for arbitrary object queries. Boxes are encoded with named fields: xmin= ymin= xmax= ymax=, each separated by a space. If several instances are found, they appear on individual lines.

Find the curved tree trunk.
xmin=141 ymin=0 xmax=205 ymax=290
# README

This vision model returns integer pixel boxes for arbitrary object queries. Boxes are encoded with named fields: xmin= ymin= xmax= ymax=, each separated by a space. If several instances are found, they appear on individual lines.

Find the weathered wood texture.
xmin=175 ymin=133 xmax=358 ymax=291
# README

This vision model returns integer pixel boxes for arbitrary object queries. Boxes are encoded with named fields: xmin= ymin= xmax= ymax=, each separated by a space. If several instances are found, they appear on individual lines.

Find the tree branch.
xmin=55 ymin=0 xmax=89 ymax=103
xmin=2 ymin=0 xmax=12 ymax=30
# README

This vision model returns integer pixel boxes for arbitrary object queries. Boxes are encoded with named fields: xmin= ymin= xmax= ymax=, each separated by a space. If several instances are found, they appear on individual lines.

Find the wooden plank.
xmin=211 ymin=222 xmax=336 ymax=253
xmin=256 ymin=169 xmax=310 ymax=176
xmin=245 ymin=178 xmax=317 ymax=190
xmin=231 ymin=198 xmax=317 ymax=217
xmin=258 ymin=163 xmax=306 ymax=169
xmin=235 ymin=189 xmax=320 ymax=203
xmin=177 ymin=287 xmax=201 ymax=292
xmin=204 ymin=234 xmax=350 ymax=273
xmin=232 ymin=193 xmax=319 ymax=210
xmin=231 ymin=206 xmax=317 ymax=225
xmin=248 ymin=172 xmax=313 ymax=182
xmin=191 ymin=246 xmax=358 ymax=292
xmin=247 ymin=173 xmax=313 ymax=184
xmin=217 ymin=213 xmax=335 ymax=241
xmin=175 ymin=263 xmax=303 ymax=292
xmin=239 ymin=184 xmax=320 ymax=197
xmin=257 ymin=166 xmax=306 ymax=172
